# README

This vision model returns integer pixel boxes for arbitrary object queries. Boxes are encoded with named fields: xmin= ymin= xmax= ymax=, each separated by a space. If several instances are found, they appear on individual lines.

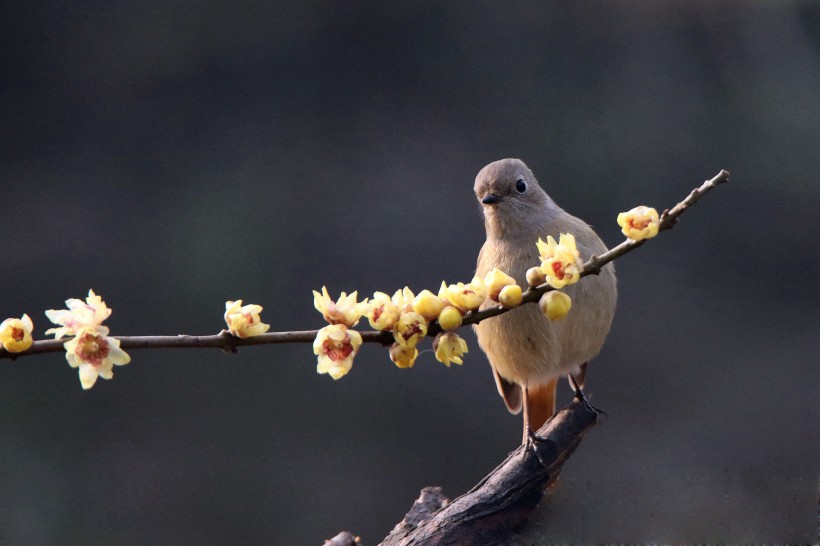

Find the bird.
xmin=473 ymin=158 xmax=617 ymax=442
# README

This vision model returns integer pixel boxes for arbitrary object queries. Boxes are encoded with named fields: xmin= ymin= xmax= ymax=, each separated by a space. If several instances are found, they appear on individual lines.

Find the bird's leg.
xmin=521 ymin=385 xmax=551 ymax=467
xmin=569 ymin=366 xmax=606 ymax=417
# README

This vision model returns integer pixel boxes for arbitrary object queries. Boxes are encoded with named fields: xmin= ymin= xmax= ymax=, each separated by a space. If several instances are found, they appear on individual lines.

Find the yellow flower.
xmin=0 ymin=314 xmax=34 ymax=353
xmin=393 ymin=311 xmax=428 ymax=347
xmin=313 ymin=324 xmax=362 ymax=380
xmin=526 ymin=266 xmax=546 ymax=288
xmin=537 ymin=233 xmax=578 ymax=260
xmin=389 ymin=342 xmax=418 ymax=369
xmin=412 ymin=290 xmax=445 ymax=322
xmin=483 ymin=268 xmax=516 ymax=301
xmin=537 ymin=233 xmax=583 ymax=289
xmin=64 ymin=326 xmax=131 ymax=390
xmin=224 ymin=300 xmax=270 ymax=338
xmin=438 ymin=277 xmax=486 ymax=313
xmin=312 ymin=286 xmax=369 ymax=327
xmin=541 ymin=256 xmax=581 ymax=289
xmin=498 ymin=284 xmax=523 ymax=308
xmin=617 ymin=206 xmax=660 ymax=241
xmin=367 ymin=291 xmax=401 ymax=331
xmin=539 ymin=291 xmax=572 ymax=321
xmin=45 ymin=289 xmax=112 ymax=338
xmin=433 ymin=333 xmax=468 ymax=367
xmin=392 ymin=286 xmax=416 ymax=313
xmin=437 ymin=306 xmax=463 ymax=331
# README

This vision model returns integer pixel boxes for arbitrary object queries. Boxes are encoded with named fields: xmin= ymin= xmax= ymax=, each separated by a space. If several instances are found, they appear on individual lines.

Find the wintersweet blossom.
xmin=313 ymin=324 xmax=362 ymax=380
xmin=439 ymin=277 xmax=486 ymax=313
xmin=393 ymin=311 xmax=428 ymax=347
xmin=537 ymin=234 xmax=583 ymax=289
xmin=498 ymin=284 xmax=523 ymax=308
xmin=537 ymin=233 xmax=578 ymax=262
xmin=389 ymin=342 xmax=418 ymax=369
xmin=539 ymin=291 xmax=572 ymax=321
xmin=617 ymin=206 xmax=660 ymax=241
xmin=45 ymin=289 xmax=111 ymax=338
xmin=367 ymin=291 xmax=402 ymax=331
xmin=312 ymin=286 xmax=369 ymax=328
xmin=224 ymin=300 xmax=270 ymax=338
xmin=412 ymin=290 xmax=445 ymax=322
xmin=64 ymin=326 xmax=131 ymax=390
xmin=433 ymin=333 xmax=468 ymax=367
xmin=391 ymin=287 xmax=416 ymax=313
xmin=483 ymin=268 xmax=516 ymax=301
xmin=0 ymin=314 xmax=34 ymax=353
xmin=437 ymin=306 xmax=463 ymax=331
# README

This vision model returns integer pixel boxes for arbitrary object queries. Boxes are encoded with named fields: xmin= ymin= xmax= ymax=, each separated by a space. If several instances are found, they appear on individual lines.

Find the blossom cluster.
xmin=310 ymin=226 xmax=617 ymax=378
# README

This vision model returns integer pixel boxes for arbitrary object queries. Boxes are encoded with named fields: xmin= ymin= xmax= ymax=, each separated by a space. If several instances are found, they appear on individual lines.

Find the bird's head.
xmin=474 ymin=158 xmax=553 ymax=238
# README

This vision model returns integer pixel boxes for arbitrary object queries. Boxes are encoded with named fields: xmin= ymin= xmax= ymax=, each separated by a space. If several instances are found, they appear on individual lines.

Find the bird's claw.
xmin=569 ymin=375 xmax=606 ymax=418
xmin=523 ymin=425 xmax=553 ymax=468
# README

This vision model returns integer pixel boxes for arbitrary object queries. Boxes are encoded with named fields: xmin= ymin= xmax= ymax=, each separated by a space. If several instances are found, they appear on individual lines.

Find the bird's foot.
xmin=569 ymin=374 xmax=606 ymax=418
xmin=522 ymin=425 xmax=554 ymax=468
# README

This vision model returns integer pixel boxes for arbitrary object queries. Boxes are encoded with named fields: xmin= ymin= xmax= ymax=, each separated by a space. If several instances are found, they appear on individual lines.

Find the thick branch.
xmin=378 ymin=398 xmax=600 ymax=545
xmin=0 ymin=170 xmax=729 ymax=361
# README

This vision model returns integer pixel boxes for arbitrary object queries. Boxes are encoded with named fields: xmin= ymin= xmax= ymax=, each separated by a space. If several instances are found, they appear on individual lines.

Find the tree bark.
xmin=378 ymin=398 xmax=600 ymax=545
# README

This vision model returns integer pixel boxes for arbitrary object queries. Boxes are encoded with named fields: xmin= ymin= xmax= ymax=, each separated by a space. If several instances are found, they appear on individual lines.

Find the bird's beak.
xmin=482 ymin=194 xmax=500 ymax=205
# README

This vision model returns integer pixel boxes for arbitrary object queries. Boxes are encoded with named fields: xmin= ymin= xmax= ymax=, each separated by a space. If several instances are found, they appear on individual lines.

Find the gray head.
xmin=474 ymin=158 xmax=555 ymax=238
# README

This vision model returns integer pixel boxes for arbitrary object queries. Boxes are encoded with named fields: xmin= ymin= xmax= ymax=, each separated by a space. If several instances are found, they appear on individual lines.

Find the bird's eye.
xmin=515 ymin=179 xmax=527 ymax=193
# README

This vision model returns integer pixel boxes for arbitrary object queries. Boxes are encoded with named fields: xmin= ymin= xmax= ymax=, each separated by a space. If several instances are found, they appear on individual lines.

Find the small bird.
xmin=473 ymin=158 xmax=617 ymax=441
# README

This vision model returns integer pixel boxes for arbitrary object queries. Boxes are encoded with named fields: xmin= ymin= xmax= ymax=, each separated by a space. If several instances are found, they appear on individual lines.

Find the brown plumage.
xmin=473 ymin=159 xmax=617 ymax=441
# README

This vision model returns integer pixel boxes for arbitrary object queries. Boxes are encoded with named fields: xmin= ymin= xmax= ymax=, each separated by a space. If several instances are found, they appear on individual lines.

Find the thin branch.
xmin=0 ymin=170 xmax=729 ymax=361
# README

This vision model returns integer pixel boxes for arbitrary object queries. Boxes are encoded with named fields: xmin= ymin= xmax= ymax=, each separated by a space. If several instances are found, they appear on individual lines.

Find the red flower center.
xmin=403 ymin=322 xmax=422 ymax=338
xmin=323 ymin=339 xmax=353 ymax=361
xmin=76 ymin=332 xmax=110 ymax=367
xmin=11 ymin=326 xmax=24 ymax=342
xmin=629 ymin=217 xmax=650 ymax=230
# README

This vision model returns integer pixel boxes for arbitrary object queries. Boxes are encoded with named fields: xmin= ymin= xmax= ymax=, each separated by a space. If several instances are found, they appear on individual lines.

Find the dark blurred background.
xmin=2 ymin=1 xmax=818 ymax=544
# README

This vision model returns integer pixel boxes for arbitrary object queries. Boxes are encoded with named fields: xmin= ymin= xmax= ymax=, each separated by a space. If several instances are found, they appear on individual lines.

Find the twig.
xmin=0 ymin=170 xmax=729 ymax=361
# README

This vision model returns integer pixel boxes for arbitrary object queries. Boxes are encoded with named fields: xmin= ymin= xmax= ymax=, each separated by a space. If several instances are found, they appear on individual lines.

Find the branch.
xmin=0 ymin=169 xmax=729 ymax=361
xmin=377 ymin=398 xmax=600 ymax=545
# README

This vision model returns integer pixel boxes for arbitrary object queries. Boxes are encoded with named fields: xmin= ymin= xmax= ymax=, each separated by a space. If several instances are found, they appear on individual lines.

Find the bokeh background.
xmin=2 ymin=2 xmax=818 ymax=544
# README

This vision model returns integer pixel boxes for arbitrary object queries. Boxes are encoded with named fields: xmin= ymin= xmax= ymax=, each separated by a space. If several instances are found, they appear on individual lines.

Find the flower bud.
xmin=539 ymin=291 xmax=572 ymax=321
xmin=498 ymin=284 xmax=523 ymax=308
xmin=483 ymin=268 xmax=516 ymax=301
xmin=437 ymin=306 xmax=463 ymax=331
xmin=412 ymin=290 xmax=446 ymax=322
xmin=526 ymin=266 xmax=546 ymax=288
